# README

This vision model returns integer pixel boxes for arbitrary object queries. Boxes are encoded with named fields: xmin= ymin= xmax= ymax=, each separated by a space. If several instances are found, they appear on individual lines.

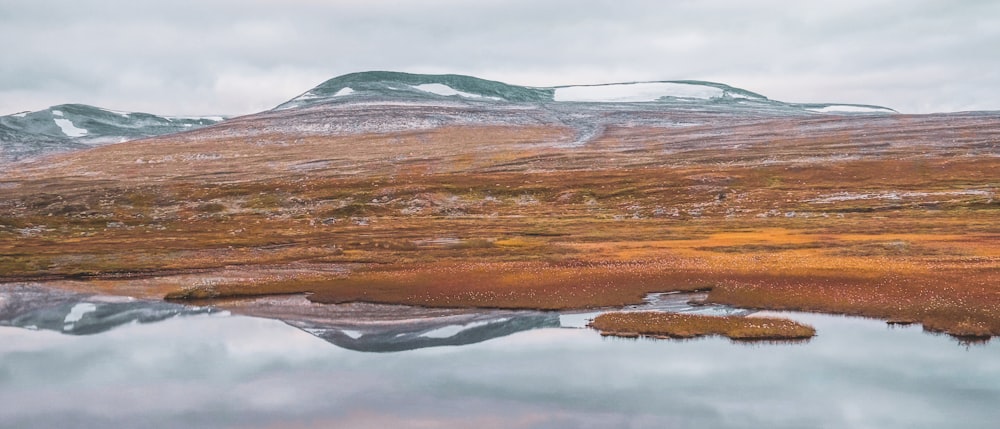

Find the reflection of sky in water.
xmin=2 ymin=312 xmax=1000 ymax=428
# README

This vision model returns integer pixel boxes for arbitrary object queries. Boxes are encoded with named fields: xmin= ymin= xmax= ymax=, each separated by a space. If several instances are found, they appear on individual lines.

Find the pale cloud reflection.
xmin=2 ymin=311 xmax=1000 ymax=428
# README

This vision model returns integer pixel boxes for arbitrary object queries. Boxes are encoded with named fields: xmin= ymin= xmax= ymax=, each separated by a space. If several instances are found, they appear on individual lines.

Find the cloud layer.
xmin=3 ymin=0 xmax=998 ymax=115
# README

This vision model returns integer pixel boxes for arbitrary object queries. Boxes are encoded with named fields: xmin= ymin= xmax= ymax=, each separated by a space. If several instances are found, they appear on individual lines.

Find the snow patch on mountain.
xmin=100 ymin=107 xmax=131 ymax=118
xmin=334 ymin=87 xmax=355 ymax=97
xmin=554 ymin=82 xmax=726 ymax=102
xmin=53 ymin=118 xmax=88 ymax=137
xmin=413 ymin=83 xmax=497 ymax=99
xmin=807 ymin=105 xmax=896 ymax=114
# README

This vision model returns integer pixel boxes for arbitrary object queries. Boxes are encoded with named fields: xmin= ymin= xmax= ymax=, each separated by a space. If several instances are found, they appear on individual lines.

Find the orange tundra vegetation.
xmin=1 ymin=121 xmax=999 ymax=339
xmin=588 ymin=312 xmax=817 ymax=341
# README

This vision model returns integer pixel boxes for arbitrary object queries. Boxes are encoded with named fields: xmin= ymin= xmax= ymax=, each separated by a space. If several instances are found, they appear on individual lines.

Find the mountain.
xmin=276 ymin=71 xmax=896 ymax=114
xmin=4 ymin=71 xmax=983 ymax=184
xmin=276 ymin=71 xmax=555 ymax=109
xmin=1 ymin=72 xmax=894 ymax=164
xmin=0 ymin=104 xmax=224 ymax=163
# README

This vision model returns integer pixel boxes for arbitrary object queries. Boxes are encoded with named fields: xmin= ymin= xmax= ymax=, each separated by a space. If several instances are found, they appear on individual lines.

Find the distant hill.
xmin=275 ymin=70 xmax=896 ymax=115
xmin=0 ymin=104 xmax=224 ymax=163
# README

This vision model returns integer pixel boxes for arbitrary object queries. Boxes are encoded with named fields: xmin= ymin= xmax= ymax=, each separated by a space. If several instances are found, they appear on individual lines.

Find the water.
xmin=1 ymin=285 xmax=999 ymax=428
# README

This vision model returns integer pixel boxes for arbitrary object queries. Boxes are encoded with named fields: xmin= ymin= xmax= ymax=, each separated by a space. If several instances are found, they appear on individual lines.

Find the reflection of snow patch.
xmin=303 ymin=328 xmax=326 ymax=336
xmin=341 ymin=329 xmax=363 ymax=339
xmin=559 ymin=312 xmax=603 ymax=328
xmin=420 ymin=318 xmax=508 ymax=338
xmin=554 ymin=82 xmax=724 ymax=102
xmin=333 ymin=87 xmax=355 ymax=97
xmin=65 ymin=303 xmax=97 ymax=323
xmin=64 ymin=302 xmax=98 ymax=331
xmin=413 ymin=83 xmax=488 ymax=99
xmin=169 ymin=116 xmax=225 ymax=122
xmin=53 ymin=118 xmax=88 ymax=137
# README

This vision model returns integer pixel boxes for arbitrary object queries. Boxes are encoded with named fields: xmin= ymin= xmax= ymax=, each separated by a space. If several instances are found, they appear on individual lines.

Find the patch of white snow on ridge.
xmin=12 ymin=111 xmax=29 ymax=118
xmin=554 ymin=82 xmax=724 ymax=102
xmin=51 ymin=110 xmax=64 ymax=117
xmin=807 ymin=105 xmax=892 ymax=113
xmin=100 ymin=107 xmax=131 ymax=117
xmin=413 ymin=83 xmax=486 ymax=99
xmin=295 ymin=92 xmax=320 ymax=100
xmin=333 ymin=87 xmax=355 ymax=97
xmin=53 ymin=118 xmax=88 ymax=137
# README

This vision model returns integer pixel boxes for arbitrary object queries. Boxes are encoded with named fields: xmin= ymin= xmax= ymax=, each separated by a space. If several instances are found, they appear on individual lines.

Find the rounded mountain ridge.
xmin=276 ymin=71 xmax=896 ymax=114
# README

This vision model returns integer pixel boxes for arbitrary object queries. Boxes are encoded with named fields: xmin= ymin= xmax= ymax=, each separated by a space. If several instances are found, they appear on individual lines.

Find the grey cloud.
xmin=1 ymin=0 xmax=999 ymax=115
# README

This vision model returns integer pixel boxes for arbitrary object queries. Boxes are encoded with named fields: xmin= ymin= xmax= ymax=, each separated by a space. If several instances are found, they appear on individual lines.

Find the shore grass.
xmin=588 ymin=311 xmax=816 ymax=341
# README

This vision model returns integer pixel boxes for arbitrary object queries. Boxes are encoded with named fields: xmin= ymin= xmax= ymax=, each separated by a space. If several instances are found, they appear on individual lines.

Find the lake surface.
xmin=1 ymin=284 xmax=999 ymax=428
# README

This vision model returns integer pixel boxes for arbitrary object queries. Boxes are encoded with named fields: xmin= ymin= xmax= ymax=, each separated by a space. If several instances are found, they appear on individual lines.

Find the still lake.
xmin=1 ymin=285 xmax=998 ymax=429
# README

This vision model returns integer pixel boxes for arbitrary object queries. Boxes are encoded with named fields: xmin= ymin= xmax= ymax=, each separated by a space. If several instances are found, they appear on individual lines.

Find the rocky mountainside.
xmin=0 ymin=104 xmax=224 ymax=163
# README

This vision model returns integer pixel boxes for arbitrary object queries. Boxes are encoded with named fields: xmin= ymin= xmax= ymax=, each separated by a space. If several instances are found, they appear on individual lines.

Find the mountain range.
xmin=1 ymin=71 xmax=897 ymax=163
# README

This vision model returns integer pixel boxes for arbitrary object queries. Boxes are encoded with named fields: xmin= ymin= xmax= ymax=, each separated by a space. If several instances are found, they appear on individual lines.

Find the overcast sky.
xmin=2 ymin=0 xmax=998 ymax=115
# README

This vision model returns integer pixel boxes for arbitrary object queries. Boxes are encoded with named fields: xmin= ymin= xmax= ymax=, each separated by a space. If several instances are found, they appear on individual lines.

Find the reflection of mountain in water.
xmin=289 ymin=313 xmax=561 ymax=353
xmin=212 ymin=295 xmax=561 ymax=353
xmin=211 ymin=293 xmax=748 ymax=353
xmin=1 ymin=285 xmax=750 ymax=352
xmin=0 ymin=284 xmax=216 ymax=335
